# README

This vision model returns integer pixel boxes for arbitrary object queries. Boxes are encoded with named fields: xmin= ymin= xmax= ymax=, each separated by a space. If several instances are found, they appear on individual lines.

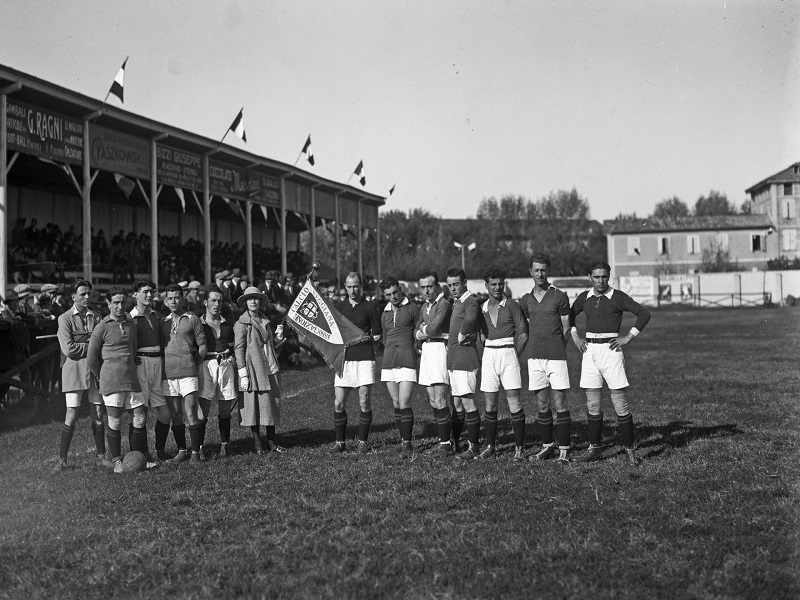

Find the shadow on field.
xmin=0 ymin=395 xmax=64 ymax=433
xmin=636 ymin=420 xmax=743 ymax=457
xmin=278 ymin=421 xmax=405 ymax=449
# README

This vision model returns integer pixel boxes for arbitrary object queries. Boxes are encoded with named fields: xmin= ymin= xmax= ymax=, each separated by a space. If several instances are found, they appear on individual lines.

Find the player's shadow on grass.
xmin=634 ymin=420 xmax=743 ymax=458
xmin=278 ymin=421 xmax=407 ymax=449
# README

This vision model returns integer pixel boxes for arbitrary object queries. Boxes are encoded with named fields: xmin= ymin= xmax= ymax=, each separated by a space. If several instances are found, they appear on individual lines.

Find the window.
xmin=784 ymin=199 xmax=796 ymax=220
xmin=783 ymin=183 xmax=793 ymax=196
xmin=658 ymin=236 xmax=670 ymax=255
xmin=782 ymin=229 xmax=797 ymax=251
xmin=687 ymin=235 xmax=700 ymax=255
xmin=715 ymin=233 xmax=729 ymax=251
xmin=627 ymin=236 xmax=640 ymax=256
xmin=751 ymin=234 xmax=766 ymax=252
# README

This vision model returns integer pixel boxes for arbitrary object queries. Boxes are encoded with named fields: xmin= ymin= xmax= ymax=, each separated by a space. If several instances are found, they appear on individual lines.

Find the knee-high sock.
xmin=511 ymin=409 xmax=526 ymax=448
xmin=400 ymin=408 xmax=414 ymax=442
xmin=106 ymin=425 xmax=122 ymax=460
xmin=435 ymin=407 xmax=451 ymax=444
xmin=451 ymin=409 xmax=466 ymax=443
xmin=218 ymin=417 xmax=231 ymax=444
xmin=172 ymin=423 xmax=187 ymax=451
xmin=484 ymin=410 xmax=498 ymax=446
xmin=394 ymin=408 xmax=402 ymax=435
xmin=128 ymin=424 xmax=135 ymax=453
xmin=538 ymin=411 xmax=554 ymax=446
xmin=617 ymin=412 xmax=634 ymax=448
xmin=199 ymin=419 xmax=208 ymax=447
xmin=556 ymin=411 xmax=572 ymax=449
xmin=265 ymin=425 xmax=276 ymax=442
xmin=92 ymin=421 xmax=106 ymax=456
xmin=587 ymin=412 xmax=603 ymax=447
xmin=59 ymin=424 xmax=75 ymax=460
xmin=188 ymin=424 xmax=202 ymax=452
xmin=358 ymin=410 xmax=372 ymax=442
xmin=466 ymin=410 xmax=481 ymax=445
xmin=131 ymin=426 xmax=148 ymax=454
xmin=155 ymin=420 xmax=170 ymax=451
xmin=333 ymin=410 xmax=347 ymax=443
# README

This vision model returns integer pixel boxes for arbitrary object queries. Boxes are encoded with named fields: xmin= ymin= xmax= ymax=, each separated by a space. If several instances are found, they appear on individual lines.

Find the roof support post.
xmin=82 ymin=119 xmax=92 ymax=282
xmin=245 ymin=200 xmax=253 ymax=281
xmin=203 ymin=153 xmax=211 ymax=285
xmin=280 ymin=176 xmax=287 ymax=275
xmin=357 ymin=200 xmax=363 ymax=279
xmin=0 ymin=94 xmax=7 ymax=296
xmin=310 ymin=186 xmax=317 ymax=266
xmin=375 ymin=209 xmax=382 ymax=300
xmin=150 ymin=138 xmax=159 ymax=285
xmin=334 ymin=193 xmax=341 ymax=288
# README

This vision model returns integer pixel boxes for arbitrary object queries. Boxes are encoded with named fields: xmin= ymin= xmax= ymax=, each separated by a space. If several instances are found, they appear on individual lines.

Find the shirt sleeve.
xmin=619 ymin=291 xmax=651 ymax=332
xmin=193 ymin=315 xmax=207 ymax=359
xmin=86 ymin=323 xmax=104 ymax=379
xmin=460 ymin=297 xmax=479 ymax=336
xmin=556 ymin=291 xmax=570 ymax=316
xmin=369 ymin=302 xmax=382 ymax=338
xmin=58 ymin=314 xmax=87 ymax=361
xmin=509 ymin=300 xmax=528 ymax=336
xmin=426 ymin=300 xmax=452 ymax=337
xmin=518 ymin=294 xmax=531 ymax=319
xmin=569 ymin=293 xmax=587 ymax=331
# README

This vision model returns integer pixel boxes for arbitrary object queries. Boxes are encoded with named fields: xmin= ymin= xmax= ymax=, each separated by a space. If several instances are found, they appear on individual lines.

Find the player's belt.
xmin=136 ymin=351 xmax=163 ymax=357
xmin=485 ymin=344 xmax=514 ymax=349
xmin=587 ymin=338 xmax=616 ymax=344
xmin=204 ymin=349 xmax=232 ymax=360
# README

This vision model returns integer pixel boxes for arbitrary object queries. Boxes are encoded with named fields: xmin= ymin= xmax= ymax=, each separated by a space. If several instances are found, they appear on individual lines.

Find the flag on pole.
xmin=285 ymin=281 xmax=370 ymax=377
xmin=354 ymin=160 xmax=366 ymax=186
xmin=113 ymin=173 xmax=135 ymax=199
xmin=389 ymin=183 xmax=395 ymax=196
xmin=229 ymin=108 xmax=247 ymax=143
xmin=301 ymin=135 xmax=315 ymax=166
xmin=109 ymin=58 xmax=128 ymax=103
xmin=174 ymin=187 xmax=186 ymax=213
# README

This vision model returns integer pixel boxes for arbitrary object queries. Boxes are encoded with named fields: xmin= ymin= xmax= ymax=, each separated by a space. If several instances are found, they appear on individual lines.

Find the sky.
xmin=2 ymin=1 xmax=799 ymax=222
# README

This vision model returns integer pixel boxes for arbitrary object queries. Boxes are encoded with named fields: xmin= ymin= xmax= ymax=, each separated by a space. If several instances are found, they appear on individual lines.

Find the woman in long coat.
xmin=234 ymin=286 xmax=285 ymax=454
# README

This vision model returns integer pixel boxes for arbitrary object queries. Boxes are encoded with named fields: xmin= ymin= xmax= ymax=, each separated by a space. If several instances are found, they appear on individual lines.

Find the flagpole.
xmin=293 ymin=151 xmax=304 ymax=167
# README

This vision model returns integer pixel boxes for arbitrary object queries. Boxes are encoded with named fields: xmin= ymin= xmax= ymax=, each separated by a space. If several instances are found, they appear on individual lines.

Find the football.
xmin=121 ymin=451 xmax=147 ymax=473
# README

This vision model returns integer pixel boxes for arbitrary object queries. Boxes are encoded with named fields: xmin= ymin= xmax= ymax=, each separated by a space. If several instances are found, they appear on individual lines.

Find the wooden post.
xmin=310 ymin=186 xmax=317 ymax=266
xmin=334 ymin=193 xmax=341 ymax=288
xmin=82 ymin=120 xmax=92 ymax=283
xmin=357 ymin=199 xmax=363 ymax=278
xmin=150 ymin=138 xmax=159 ymax=285
xmin=280 ymin=176 xmax=287 ymax=275
xmin=245 ymin=200 xmax=253 ymax=280
xmin=203 ymin=154 xmax=211 ymax=285
xmin=0 ymin=94 xmax=7 ymax=296
xmin=375 ymin=206 xmax=382 ymax=299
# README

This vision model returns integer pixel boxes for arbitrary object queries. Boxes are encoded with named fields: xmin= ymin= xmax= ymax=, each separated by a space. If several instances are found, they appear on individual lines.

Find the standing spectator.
xmin=234 ymin=286 xmax=285 ymax=454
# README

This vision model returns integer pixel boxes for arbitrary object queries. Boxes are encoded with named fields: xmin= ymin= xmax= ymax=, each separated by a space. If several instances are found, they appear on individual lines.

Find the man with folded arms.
xmin=87 ymin=287 xmax=141 ymax=474
xmin=161 ymin=283 xmax=207 ymax=464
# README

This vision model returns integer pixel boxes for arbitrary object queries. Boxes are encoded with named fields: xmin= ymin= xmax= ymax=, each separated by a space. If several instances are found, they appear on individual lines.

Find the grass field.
xmin=1 ymin=307 xmax=798 ymax=599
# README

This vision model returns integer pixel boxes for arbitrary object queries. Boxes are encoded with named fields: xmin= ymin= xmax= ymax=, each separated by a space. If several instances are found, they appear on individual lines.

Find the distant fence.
xmin=456 ymin=271 xmax=800 ymax=309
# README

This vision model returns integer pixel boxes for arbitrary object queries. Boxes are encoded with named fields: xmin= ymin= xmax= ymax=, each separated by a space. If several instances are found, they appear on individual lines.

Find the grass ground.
xmin=1 ymin=307 xmax=798 ymax=599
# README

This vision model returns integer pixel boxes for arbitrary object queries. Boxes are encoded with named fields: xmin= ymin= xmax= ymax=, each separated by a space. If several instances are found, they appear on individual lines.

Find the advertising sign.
xmin=89 ymin=124 xmax=150 ymax=179
xmin=5 ymin=98 xmax=83 ymax=164
xmin=208 ymin=158 xmax=280 ymax=206
xmin=156 ymin=144 xmax=202 ymax=191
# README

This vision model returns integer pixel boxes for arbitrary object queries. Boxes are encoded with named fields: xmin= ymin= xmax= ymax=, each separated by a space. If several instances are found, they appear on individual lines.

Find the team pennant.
xmin=229 ymin=108 xmax=247 ymax=143
xmin=285 ymin=280 xmax=370 ymax=377
xmin=354 ymin=160 xmax=366 ymax=186
xmin=108 ymin=57 xmax=128 ymax=103
xmin=302 ymin=135 xmax=315 ymax=166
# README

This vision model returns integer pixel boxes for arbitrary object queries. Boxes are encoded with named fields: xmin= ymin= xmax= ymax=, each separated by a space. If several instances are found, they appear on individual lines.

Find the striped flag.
xmin=109 ymin=58 xmax=128 ymax=103
xmin=354 ymin=160 xmax=366 ymax=186
xmin=174 ymin=187 xmax=186 ymax=213
xmin=389 ymin=183 xmax=395 ymax=196
xmin=286 ymin=280 xmax=370 ymax=377
xmin=301 ymin=135 xmax=315 ymax=166
xmin=229 ymin=108 xmax=247 ymax=143
xmin=113 ymin=173 xmax=134 ymax=199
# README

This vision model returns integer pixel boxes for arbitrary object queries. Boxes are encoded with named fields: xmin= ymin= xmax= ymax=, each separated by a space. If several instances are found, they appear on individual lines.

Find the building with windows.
xmin=604 ymin=214 xmax=776 ymax=277
xmin=745 ymin=162 xmax=800 ymax=260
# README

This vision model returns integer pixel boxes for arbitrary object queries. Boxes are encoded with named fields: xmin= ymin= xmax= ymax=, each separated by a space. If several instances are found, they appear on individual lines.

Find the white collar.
xmin=482 ymin=297 xmax=507 ymax=312
xmin=383 ymin=297 xmax=409 ymax=311
xmin=426 ymin=291 xmax=445 ymax=305
xmin=589 ymin=287 xmax=615 ymax=299
xmin=165 ymin=311 xmax=190 ymax=321
xmin=129 ymin=306 xmax=154 ymax=318
xmin=458 ymin=290 xmax=472 ymax=302
xmin=72 ymin=305 xmax=90 ymax=316
xmin=201 ymin=313 xmax=228 ymax=323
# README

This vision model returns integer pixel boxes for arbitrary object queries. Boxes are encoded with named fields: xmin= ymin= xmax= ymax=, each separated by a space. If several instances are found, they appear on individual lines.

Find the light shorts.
xmin=418 ymin=342 xmax=449 ymax=386
xmin=334 ymin=360 xmax=376 ymax=388
xmin=132 ymin=355 xmax=167 ymax=408
xmin=162 ymin=376 xmax=199 ymax=398
xmin=381 ymin=367 xmax=417 ymax=383
xmin=102 ymin=391 xmax=142 ymax=409
xmin=527 ymin=358 xmax=570 ymax=391
xmin=448 ymin=369 xmax=477 ymax=397
xmin=579 ymin=344 xmax=630 ymax=389
xmin=198 ymin=358 xmax=237 ymax=401
xmin=65 ymin=381 xmax=101 ymax=408
xmin=480 ymin=347 xmax=522 ymax=393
